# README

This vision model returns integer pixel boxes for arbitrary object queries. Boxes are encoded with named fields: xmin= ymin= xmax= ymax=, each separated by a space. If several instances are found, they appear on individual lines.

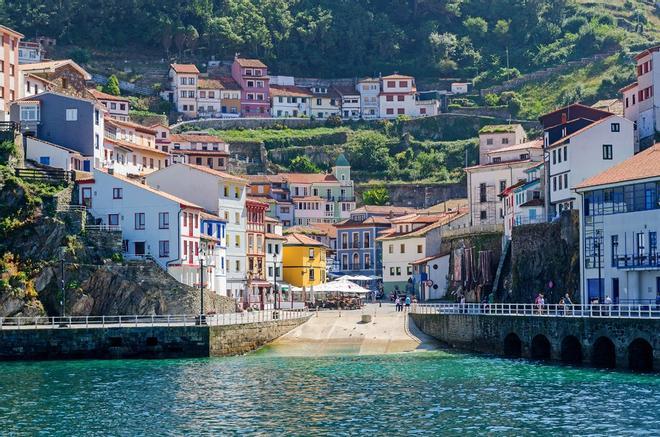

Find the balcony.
xmin=324 ymin=195 xmax=356 ymax=202
xmin=613 ymin=253 xmax=660 ymax=270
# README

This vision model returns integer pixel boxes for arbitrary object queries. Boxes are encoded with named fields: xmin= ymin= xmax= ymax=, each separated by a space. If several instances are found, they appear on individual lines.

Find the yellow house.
xmin=283 ymin=233 xmax=327 ymax=288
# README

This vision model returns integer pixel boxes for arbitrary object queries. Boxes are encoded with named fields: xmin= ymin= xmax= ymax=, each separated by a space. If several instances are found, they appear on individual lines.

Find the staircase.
xmin=492 ymin=239 xmax=511 ymax=298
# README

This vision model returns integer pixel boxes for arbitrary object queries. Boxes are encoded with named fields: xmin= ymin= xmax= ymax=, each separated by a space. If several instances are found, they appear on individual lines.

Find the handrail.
xmin=0 ymin=309 xmax=309 ymax=330
xmin=410 ymin=303 xmax=660 ymax=319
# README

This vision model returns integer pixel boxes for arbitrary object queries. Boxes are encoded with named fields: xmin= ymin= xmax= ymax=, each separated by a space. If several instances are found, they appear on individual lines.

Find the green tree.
xmin=346 ymin=131 xmax=392 ymax=173
xmin=463 ymin=17 xmax=488 ymax=40
xmin=361 ymin=187 xmax=390 ymax=205
xmin=289 ymin=155 xmax=320 ymax=173
xmin=102 ymin=75 xmax=121 ymax=96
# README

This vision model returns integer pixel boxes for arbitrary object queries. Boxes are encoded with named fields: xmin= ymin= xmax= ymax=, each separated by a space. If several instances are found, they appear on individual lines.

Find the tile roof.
xmin=487 ymin=139 xmax=543 ymax=154
xmin=180 ymin=163 xmax=248 ymax=183
xmin=382 ymin=74 xmax=414 ymax=79
xmin=576 ymin=143 xmax=660 ymax=190
xmin=170 ymin=133 xmax=227 ymax=143
xmin=104 ymin=136 xmax=169 ymax=156
xmin=198 ymin=78 xmax=224 ymax=90
xmin=308 ymin=222 xmax=338 ymax=239
xmin=235 ymin=58 xmax=267 ymax=68
xmin=20 ymin=59 xmax=91 ymax=80
xmin=106 ymin=117 xmax=158 ymax=135
xmin=215 ymin=77 xmax=241 ymax=90
xmin=170 ymin=63 xmax=199 ymax=74
xmin=548 ymin=115 xmax=615 ymax=148
xmin=634 ymin=45 xmax=660 ymax=60
xmin=280 ymin=172 xmax=339 ymax=184
xmin=27 ymin=137 xmax=82 ymax=155
xmin=619 ymin=82 xmax=638 ymax=93
xmin=265 ymin=232 xmax=287 ymax=241
xmin=245 ymin=174 xmax=286 ymax=184
xmin=88 ymin=89 xmax=129 ymax=102
xmin=270 ymin=85 xmax=312 ymax=97
xmin=377 ymin=212 xmax=467 ymax=240
xmin=0 ymin=24 xmax=24 ymax=38
xmin=99 ymin=169 xmax=203 ymax=209
xmin=171 ymin=149 xmax=229 ymax=156
xmin=423 ymin=199 xmax=468 ymax=214
xmin=411 ymin=252 xmax=450 ymax=265
xmin=351 ymin=205 xmax=418 ymax=216
xmin=464 ymin=159 xmax=535 ymax=172
xmin=285 ymin=233 xmax=325 ymax=247
xmin=333 ymin=85 xmax=359 ymax=96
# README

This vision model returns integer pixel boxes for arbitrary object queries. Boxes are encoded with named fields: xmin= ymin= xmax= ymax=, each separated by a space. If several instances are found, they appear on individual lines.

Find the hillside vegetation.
xmin=3 ymin=0 xmax=657 ymax=81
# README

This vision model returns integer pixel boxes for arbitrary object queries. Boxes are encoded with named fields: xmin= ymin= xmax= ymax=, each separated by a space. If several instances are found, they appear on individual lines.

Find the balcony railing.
xmin=325 ymin=195 xmax=356 ymax=202
xmin=613 ymin=253 xmax=660 ymax=270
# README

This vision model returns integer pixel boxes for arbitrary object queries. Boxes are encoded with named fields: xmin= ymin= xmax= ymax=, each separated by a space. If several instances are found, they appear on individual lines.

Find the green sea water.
xmin=0 ymin=351 xmax=658 ymax=436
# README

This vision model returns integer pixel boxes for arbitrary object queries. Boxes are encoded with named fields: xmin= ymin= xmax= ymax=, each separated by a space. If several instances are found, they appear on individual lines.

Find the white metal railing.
xmin=410 ymin=303 xmax=660 ymax=319
xmin=0 ymin=309 xmax=309 ymax=330
xmin=85 ymin=224 xmax=121 ymax=232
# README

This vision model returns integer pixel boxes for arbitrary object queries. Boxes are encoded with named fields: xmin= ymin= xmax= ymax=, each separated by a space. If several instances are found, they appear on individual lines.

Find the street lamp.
xmin=595 ymin=229 xmax=602 ymax=303
xmin=199 ymin=243 xmax=209 ymax=325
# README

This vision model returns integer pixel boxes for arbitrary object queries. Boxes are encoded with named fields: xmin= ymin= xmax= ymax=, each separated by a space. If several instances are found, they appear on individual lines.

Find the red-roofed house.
xmin=170 ymin=132 xmax=229 ymax=171
xmin=575 ymin=143 xmax=660 ymax=305
xmin=78 ymin=168 xmax=211 ymax=290
xmin=169 ymin=63 xmax=200 ymax=118
xmin=379 ymin=74 xmax=416 ymax=118
xmin=231 ymin=56 xmax=270 ymax=117
xmin=270 ymin=85 xmax=312 ymax=117
xmin=88 ymin=89 xmax=130 ymax=121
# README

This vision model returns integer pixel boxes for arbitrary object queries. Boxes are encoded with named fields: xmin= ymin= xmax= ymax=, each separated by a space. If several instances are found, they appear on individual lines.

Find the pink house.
xmin=231 ymin=56 xmax=270 ymax=117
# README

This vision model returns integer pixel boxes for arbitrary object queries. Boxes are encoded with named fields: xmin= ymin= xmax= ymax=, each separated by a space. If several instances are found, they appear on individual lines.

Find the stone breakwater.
xmin=411 ymin=313 xmax=659 ymax=372
xmin=0 ymin=316 xmax=310 ymax=361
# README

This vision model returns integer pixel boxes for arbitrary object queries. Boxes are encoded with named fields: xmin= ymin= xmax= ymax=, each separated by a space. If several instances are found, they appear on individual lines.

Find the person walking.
xmin=564 ymin=293 xmax=573 ymax=315
xmin=395 ymin=296 xmax=401 ymax=312
xmin=558 ymin=297 xmax=566 ymax=316
xmin=405 ymin=295 xmax=411 ymax=312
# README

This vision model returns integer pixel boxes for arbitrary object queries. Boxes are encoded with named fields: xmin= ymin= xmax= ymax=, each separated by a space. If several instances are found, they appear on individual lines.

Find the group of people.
xmin=394 ymin=295 xmax=414 ymax=312
xmin=535 ymin=292 xmax=574 ymax=314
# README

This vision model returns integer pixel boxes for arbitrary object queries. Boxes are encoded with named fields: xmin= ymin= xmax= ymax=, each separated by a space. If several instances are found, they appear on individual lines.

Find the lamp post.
xmin=60 ymin=255 xmax=65 ymax=318
xmin=595 ymin=229 xmax=602 ymax=303
xmin=199 ymin=244 xmax=207 ymax=324
xmin=273 ymin=258 xmax=279 ymax=310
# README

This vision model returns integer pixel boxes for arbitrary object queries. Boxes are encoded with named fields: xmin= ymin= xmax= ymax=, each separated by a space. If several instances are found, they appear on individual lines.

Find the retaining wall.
xmin=0 ymin=316 xmax=310 ymax=361
xmin=411 ymin=313 xmax=660 ymax=371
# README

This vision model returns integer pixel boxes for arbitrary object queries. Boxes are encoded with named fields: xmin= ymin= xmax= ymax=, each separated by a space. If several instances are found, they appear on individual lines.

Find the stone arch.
xmin=531 ymin=334 xmax=552 ymax=361
xmin=628 ymin=338 xmax=653 ymax=372
xmin=503 ymin=332 xmax=522 ymax=358
xmin=561 ymin=335 xmax=582 ymax=364
xmin=592 ymin=336 xmax=616 ymax=369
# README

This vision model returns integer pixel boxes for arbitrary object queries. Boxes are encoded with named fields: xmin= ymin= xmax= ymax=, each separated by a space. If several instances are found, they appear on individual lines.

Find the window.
xmin=552 ymin=150 xmax=556 ymax=165
xmin=407 ymin=265 xmax=413 ymax=275
xmin=397 ymin=108 xmax=405 ymax=114
xmin=400 ymin=244 xmax=405 ymax=254
xmin=235 ymin=186 xmax=240 ymax=199
xmin=112 ymin=188 xmax=122 ymax=199
xmin=386 ymin=95 xmax=394 ymax=102
xmin=235 ymin=260 xmax=241 ymax=272
xmin=159 ymin=212 xmax=169 ymax=229
xmin=388 ymin=244 xmax=393 ymax=254
xmin=486 ymin=138 xmax=493 ymax=145
xmin=386 ymin=108 xmax=394 ymax=115
xmin=159 ymin=240 xmax=170 ymax=257
xmin=309 ymin=268 xmax=315 ymax=280
xmin=502 ymin=138 xmax=509 ymax=145
xmin=564 ymin=173 xmax=568 ymax=189
xmin=364 ymin=253 xmax=371 ymax=269
xmin=564 ymin=147 xmax=567 ymax=161
xmin=611 ymin=123 xmax=620 ymax=133
xmin=309 ymin=248 xmax=315 ymax=259
xmin=397 ymin=95 xmax=404 ymax=102
xmin=499 ymin=180 xmax=507 ymax=193
xmin=364 ymin=233 xmax=370 ymax=248
xmin=603 ymin=144 xmax=613 ymax=160
xmin=479 ymin=183 xmax=487 ymax=203
xmin=108 ymin=214 xmax=119 ymax=226
xmin=387 ymin=81 xmax=396 ymax=88
xmin=395 ymin=267 xmax=401 ymax=276
xmin=390 ymin=267 xmax=395 ymax=276
xmin=20 ymin=105 xmax=39 ymax=121
xmin=134 ymin=213 xmax=145 ymax=230
xmin=65 ymin=109 xmax=77 ymax=121
xmin=480 ymin=210 xmax=487 ymax=220
xmin=417 ymin=244 xmax=423 ymax=254
xmin=553 ymin=177 xmax=557 ymax=192
xmin=235 ymin=235 xmax=241 ymax=248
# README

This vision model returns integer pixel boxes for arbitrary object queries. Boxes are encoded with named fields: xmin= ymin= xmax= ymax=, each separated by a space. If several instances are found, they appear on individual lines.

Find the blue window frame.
xmin=39 ymin=156 xmax=50 ymax=165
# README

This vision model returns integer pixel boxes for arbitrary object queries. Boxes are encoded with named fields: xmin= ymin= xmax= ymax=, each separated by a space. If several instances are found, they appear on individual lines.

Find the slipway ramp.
xmin=260 ymin=304 xmax=439 ymax=356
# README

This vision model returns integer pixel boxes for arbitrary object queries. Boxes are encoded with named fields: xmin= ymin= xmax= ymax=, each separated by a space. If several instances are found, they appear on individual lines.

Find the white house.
xmin=546 ymin=115 xmax=634 ymax=217
xmin=411 ymin=253 xmax=451 ymax=301
xmin=78 ymin=168 xmax=206 ymax=288
xmin=18 ymin=41 xmax=44 ymax=64
xmin=309 ymin=86 xmax=340 ymax=119
xmin=265 ymin=216 xmax=286 ymax=296
xmin=145 ymin=163 xmax=248 ymax=298
xmin=478 ymin=124 xmax=527 ymax=164
xmin=197 ymin=78 xmax=223 ymax=117
xmin=357 ymin=78 xmax=380 ymax=119
xmin=200 ymin=213 xmax=228 ymax=295
xmin=334 ymin=86 xmax=361 ymax=119
xmin=169 ymin=63 xmax=199 ymax=118
xmin=451 ymin=82 xmax=470 ymax=94
xmin=270 ymin=85 xmax=311 ymax=117
xmin=575 ymin=143 xmax=660 ymax=304
xmin=620 ymin=45 xmax=659 ymax=150
xmin=25 ymin=137 xmax=83 ymax=171
xmin=377 ymin=212 xmax=468 ymax=294
xmin=379 ymin=74 xmax=416 ymax=118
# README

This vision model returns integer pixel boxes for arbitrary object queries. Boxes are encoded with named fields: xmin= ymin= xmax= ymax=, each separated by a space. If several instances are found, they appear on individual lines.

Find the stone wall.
xmin=355 ymin=181 xmax=466 ymax=208
xmin=0 ymin=316 xmax=310 ymax=360
xmin=209 ymin=315 xmax=311 ymax=356
xmin=0 ymin=325 xmax=210 ymax=360
xmin=510 ymin=211 xmax=580 ymax=304
xmin=411 ymin=313 xmax=660 ymax=371
xmin=172 ymin=117 xmax=326 ymax=132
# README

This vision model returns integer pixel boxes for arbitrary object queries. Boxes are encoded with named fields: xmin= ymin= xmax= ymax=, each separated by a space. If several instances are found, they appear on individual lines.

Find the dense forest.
xmin=3 ymin=0 xmax=654 ymax=81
